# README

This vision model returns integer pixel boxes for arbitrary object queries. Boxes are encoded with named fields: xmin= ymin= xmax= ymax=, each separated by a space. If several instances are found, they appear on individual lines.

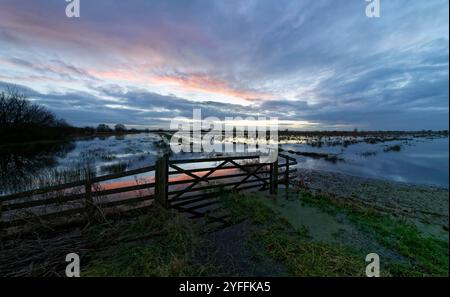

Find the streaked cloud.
xmin=0 ymin=0 xmax=448 ymax=130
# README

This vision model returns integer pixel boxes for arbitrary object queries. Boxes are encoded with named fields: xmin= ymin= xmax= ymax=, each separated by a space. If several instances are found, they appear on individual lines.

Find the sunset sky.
xmin=0 ymin=0 xmax=448 ymax=130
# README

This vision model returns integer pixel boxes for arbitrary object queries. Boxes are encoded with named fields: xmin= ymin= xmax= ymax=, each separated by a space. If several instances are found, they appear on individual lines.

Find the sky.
xmin=0 ymin=0 xmax=448 ymax=130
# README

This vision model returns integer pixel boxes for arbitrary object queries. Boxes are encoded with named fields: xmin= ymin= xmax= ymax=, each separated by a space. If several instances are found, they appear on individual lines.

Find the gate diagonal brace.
xmin=169 ymin=163 xmax=210 ymax=184
xmin=170 ymin=159 xmax=230 ymax=201
xmin=232 ymin=163 xmax=266 ymax=190
xmin=229 ymin=160 xmax=269 ymax=186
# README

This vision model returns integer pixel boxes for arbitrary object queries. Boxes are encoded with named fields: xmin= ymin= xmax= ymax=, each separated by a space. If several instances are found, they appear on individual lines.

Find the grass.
xmin=354 ymin=214 xmax=448 ymax=276
xmin=2 ymin=184 xmax=446 ymax=277
xmin=220 ymin=188 xmax=448 ymax=277
xmin=100 ymin=162 xmax=128 ymax=174
xmin=298 ymin=188 xmax=449 ymax=276
xmin=82 ymin=206 xmax=214 ymax=277
xmin=221 ymin=192 xmax=366 ymax=276
xmin=4 ymin=183 xmax=445 ymax=277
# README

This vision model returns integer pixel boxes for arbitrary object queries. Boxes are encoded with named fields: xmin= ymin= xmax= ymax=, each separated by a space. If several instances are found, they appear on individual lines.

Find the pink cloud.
xmin=153 ymin=73 xmax=274 ymax=101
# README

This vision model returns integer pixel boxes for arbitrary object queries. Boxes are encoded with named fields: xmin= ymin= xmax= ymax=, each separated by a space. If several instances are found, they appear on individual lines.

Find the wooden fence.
xmin=0 ymin=154 xmax=297 ymax=230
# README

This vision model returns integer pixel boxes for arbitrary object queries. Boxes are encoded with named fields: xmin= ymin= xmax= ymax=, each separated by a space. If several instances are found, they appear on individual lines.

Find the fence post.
xmin=284 ymin=155 xmax=289 ymax=199
xmin=155 ymin=154 xmax=169 ymax=208
xmin=85 ymin=178 xmax=94 ymax=218
xmin=285 ymin=156 xmax=289 ymax=189
xmin=269 ymin=157 xmax=279 ymax=195
xmin=269 ymin=163 xmax=274 ymax=194
xmin=0 ymin=200 xmax=3 ymax=234
xmin=273 ymin=156 xmax=279 ymax=194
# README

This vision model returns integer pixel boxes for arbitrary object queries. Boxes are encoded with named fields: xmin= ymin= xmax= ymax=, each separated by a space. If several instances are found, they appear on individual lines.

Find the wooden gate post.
xmin=155 ymin=154 xmax=169 ymax=208
xmin=0 ymin=200 xmax=3 ymax=233
xmin=85 ymin=178 xmax=94 ymax=218
xmin=285 ymin=156 xmax=289 ymax=189
xmin=284 ymin=155 xmax=289 ymax=200
xmin=269 ymin=157 xmax=279 ymax=195
xmin=269 ymin=163 xmax=274 ymax=194
xmin=273 ymin=156 xmax=279 ymax=194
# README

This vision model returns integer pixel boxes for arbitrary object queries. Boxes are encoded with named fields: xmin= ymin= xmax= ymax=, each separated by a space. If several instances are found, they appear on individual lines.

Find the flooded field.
xmin=281 ymin=135 xmax=449 ymax=188
xmin=0 ymin=132 xmax=448 ymax=195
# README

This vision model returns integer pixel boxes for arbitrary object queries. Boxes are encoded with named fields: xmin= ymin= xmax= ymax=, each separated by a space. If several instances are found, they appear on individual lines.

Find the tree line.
xmin=0 ymin=88 xmax=145 ymax=144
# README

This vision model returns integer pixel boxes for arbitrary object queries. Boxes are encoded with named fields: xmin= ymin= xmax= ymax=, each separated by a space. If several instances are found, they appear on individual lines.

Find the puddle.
xmin=257 ymin=194 xmax=408 ymax=263
xmin=259 ymin=196 xmax=350 ymax=244
xmin=414 ymin=220 xmax=449 ymax=241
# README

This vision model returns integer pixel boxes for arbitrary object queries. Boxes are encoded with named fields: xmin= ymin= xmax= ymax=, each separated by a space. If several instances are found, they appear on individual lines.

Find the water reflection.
xmin=0 ymin=141 xmax=76 ymax=194
xmin=0 ymin=134 xmax=448 ymax=195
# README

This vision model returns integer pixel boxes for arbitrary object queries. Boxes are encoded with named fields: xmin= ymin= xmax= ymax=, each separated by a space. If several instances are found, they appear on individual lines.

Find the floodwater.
xmin=282 ymin=136 xmax=449 ymax=188
xmin=0 ymin=133 xmax=448 ymax=195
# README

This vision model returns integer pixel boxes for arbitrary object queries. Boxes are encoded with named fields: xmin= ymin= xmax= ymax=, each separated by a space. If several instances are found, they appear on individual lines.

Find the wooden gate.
xmin=155 ymin=154 xmax=297 ymax=220
xmin=0 ymin=154 xmax=297 ymax=231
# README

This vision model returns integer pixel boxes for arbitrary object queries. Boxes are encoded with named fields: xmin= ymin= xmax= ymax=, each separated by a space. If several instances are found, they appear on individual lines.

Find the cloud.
xmin=152 ymin=73 xmax=274 ymax=101
xmin=0 ymin=0 xmax=448 ymax=130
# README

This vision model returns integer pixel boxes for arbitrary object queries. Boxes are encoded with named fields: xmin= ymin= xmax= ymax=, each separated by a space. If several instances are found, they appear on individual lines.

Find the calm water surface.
xmin=1 ymin=134 xmax=448 ymax=194
xmin=283 ymin=137 xmax=449 ymax=188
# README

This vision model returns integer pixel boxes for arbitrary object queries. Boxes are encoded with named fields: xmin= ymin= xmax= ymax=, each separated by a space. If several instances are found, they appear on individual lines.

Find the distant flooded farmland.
xmin=0 ymin=132 xmax=448 ymax=195
xmin=281 ymin=135 xmax=449 ymax=188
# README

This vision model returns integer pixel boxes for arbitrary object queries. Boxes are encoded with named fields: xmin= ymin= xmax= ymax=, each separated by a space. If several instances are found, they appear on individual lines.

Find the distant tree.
xmin=115 ymin=123 xmax=127 ymax=132
xmin=82 ymin=126 xmax=96 ymax=134
xmin=0 ymin=87 xmax=72 ymax=142
xmin=96 ymin=124 xmax=112 ymax=133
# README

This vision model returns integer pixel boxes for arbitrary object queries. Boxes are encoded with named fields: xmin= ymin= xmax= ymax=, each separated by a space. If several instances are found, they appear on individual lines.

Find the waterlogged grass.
xmin=298 ymin=189 xmax=449 ymax=276
xmin=221 ymin=192 xmax=366 ymax=276
xmin=220 ymin=189 xmax=448 ymax=277
xmin=353 ymin=214 xmax=448 ymax=276
xmin=99 ymin=161 xmax=128 ymax=175
xmin=69 ymin=187 xmax=450 ymax=277
xmin=249 ymin=221 xmax=366 ymax=276
xmin=82 ymin=207 xmax=214 ymax=277
xmin=383 ymin=144 xmax=402 ymax=152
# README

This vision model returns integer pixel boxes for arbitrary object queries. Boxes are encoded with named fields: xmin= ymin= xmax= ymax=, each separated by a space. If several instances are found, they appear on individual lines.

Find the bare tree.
xmin=114 ymin=123 xmax=127 ymax=132
xmin=0 ymin=87 xmax=72 ymax=142
xmin=96 ymin=124 xmax=112 ymax=133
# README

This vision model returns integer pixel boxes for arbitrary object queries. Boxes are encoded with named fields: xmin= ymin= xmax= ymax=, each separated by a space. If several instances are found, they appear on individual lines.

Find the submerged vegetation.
xmin=221 ymin=192 xmax=365 ymax=276
xmin=384 ymin=144 xmax=402 ymax=152
xmin=220 ymin=189 xmax=448 ymax=277
xmin=280 ymin=148 xmax=344 ymax=163
xmin=297 ymin=189 xmax=449 ymax=276
xmin=100 ymin=162 xmax=129 ymax=175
